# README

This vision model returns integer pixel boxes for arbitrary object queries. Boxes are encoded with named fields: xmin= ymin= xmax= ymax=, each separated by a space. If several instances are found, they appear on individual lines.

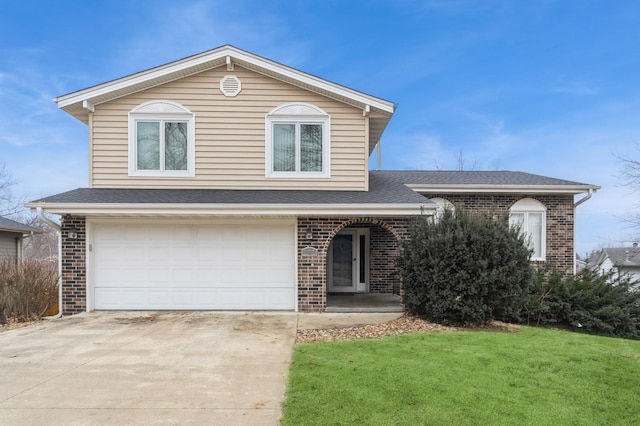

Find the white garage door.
xmin=90 ymin=220 xmax=295 ymax=310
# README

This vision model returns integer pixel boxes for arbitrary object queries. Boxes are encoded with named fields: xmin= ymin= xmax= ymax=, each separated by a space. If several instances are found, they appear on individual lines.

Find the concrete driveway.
xmin=0 ymin=312 xmax=298 ymax=425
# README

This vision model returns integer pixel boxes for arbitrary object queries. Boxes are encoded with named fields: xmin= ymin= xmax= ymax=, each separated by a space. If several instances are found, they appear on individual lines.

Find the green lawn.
xmin=283 ymin=327 xmax=640 ymax=425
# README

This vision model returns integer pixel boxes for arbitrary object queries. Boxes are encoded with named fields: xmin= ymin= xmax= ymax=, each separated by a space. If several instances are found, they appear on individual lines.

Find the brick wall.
xmin=297 ymin=217 xmax=410 ymax=312
xmin=61 ymin=216 xmax=86 ymax=314
xmin=421 ymin=194 xmax=576 ymax=273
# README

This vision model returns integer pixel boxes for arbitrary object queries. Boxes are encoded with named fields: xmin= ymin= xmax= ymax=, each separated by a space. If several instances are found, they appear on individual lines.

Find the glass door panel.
xmin=331 ymin=234 xmax=354 ymax=288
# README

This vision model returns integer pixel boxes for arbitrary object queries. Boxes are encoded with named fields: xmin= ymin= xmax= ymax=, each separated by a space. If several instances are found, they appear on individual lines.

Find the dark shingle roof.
xmin=30 ymin=172 xmax=427 ymax=205
xmin=29 ymin=170 xmax=597 ymax=207
xmin=0 ymin=216 xmax=41 ymax=234
xmin=371 ymin=170 xmax=596 ymax=187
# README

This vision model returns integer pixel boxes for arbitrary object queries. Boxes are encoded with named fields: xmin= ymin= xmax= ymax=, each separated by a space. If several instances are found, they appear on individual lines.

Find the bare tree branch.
xmin=455 ymin=149 xmax=478 ymax=171
xmin=0 ymin=163 xmax=24 ymax=218
xmin=615 ymin=146 xmax=640 ymax=192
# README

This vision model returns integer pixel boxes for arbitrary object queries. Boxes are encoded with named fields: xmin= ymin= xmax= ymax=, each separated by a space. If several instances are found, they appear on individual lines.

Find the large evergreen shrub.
xmin=526 ymin=265 xmax=640 ymax=339
xmin=397 ymin=209 xmax=533 ymax=325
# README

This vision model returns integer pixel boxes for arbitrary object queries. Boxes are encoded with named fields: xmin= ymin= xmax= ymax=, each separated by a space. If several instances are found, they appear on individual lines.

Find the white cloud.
xmin=551 ymin=81 xmax=600 ymax=96
xmin=109 ymin=1 xmax=310 ymax=76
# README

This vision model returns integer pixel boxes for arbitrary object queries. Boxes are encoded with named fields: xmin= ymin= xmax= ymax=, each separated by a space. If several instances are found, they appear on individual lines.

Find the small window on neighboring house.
xmin=509 ymin=198 xmax=546 ymax=260
xmin=128 ymin=100 xmax=195 ymax=177
xmin=265 ymin=103 xmax=330 ymax=178
xmin=430 ymin=197 xmax=455 ymax=221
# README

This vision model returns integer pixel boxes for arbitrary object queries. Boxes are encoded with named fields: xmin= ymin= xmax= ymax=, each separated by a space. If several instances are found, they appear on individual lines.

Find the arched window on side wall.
xmin=429 ymin=197 xmax=455 ymax=221
xmin=509 ymin=198 xmax=546 ymax=260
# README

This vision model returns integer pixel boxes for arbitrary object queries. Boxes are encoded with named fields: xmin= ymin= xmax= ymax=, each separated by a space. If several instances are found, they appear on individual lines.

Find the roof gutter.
xmin=36 ymin=207 xmax=63 ymax=320
xmin=408 ymin=184 xmax=601 ymax=195
xmin=574 ymin=188 xmax=594 ymax=207
xmin=26 ymin=202 xmax=434 ymax=217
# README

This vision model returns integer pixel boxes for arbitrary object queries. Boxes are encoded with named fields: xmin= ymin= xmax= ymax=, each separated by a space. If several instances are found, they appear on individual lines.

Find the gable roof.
xmin=590 ymin=247 xmax=640 ymax=268
xmin=0 ymin=216 xmax=41 ymax=234
xmin=372 ymin=170 xmax=600 ymax=194
xmin=54 ymin=45 xmax=395 ymax=151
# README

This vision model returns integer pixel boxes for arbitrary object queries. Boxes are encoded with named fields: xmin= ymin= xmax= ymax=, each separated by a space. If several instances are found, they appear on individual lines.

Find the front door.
xmin=328 ymin=229 xmax=369 ymax=292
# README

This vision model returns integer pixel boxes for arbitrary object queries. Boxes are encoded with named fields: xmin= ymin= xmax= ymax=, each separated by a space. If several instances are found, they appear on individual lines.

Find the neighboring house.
xmin=587 ymin=245 xmax=640 ymax=285
xmin=0 ymin=216 xmax=41 ymax=263
xmin=26 ymin=45 xmax=600 ymax=315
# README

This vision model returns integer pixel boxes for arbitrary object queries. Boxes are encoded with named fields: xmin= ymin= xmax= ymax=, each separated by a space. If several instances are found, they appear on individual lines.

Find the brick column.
xmin=61 ymin=216 xmax=86 ymax=314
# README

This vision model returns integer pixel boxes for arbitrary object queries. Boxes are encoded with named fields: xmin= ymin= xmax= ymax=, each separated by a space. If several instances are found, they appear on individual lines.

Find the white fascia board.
xmin=55 ymin=46 xmax=395 ymax=114
xmin=230 ymin=50 xmax=395 ymax=114
xmin=27 ymin=202 xmax=435 ymax=217
xmin=55 ymin=52 xmax=224 ymax=108
xmin=407 ymin=184 xmax=601 ymax=195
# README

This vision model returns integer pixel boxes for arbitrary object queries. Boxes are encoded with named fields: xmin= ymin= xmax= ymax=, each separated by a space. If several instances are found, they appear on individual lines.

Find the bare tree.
xmin=618 ymin=150 xmax=640 ymax=192
xmin=434 ymin=149 xmax=478 ymax=171
xmin=23 ymin=220 xmax=58 ymax=262
xmin=0 ymin=163 xmax=24 ymax=218
xmin=0 ymin=163 xmax=58 ymax=260
xmin=616 ymin=146 xmax=640 ymax=230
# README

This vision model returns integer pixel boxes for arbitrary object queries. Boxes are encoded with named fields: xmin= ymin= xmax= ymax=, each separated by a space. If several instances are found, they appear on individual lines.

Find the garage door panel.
xmin=92 ymin=222 xmax=295 ymax=310
xmin=96 ymin=245 xmax=124 ymax=262
xmin=148 ymin=290 xmax=171 ymax=306
xmin=269 ymin=268 xmax=295 ymax=284
xmin=172 ymin=246 xmax=196 ymax=262
xmin=218 ymin=268 xmax=244 ymax=283
xmin=196 ymin=247 xmax=220 ymax=260
xmin=269 ymin=247 xmax=291 ymax=262
xmin=124 ymin=227 xmax=148 ymax=240
xmin=221 ymin=247 xmax=244 ymax=262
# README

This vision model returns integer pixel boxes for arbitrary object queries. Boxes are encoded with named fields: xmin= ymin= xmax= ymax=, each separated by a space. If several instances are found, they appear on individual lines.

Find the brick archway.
xmin=296 ymin=217 xmax=411 ymax=312
xmin=320 ymin=217 xmax=405 ymax=257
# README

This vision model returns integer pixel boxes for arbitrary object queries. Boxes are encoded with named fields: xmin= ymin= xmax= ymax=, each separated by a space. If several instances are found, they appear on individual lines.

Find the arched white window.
xmin=509 ymin=198 xmax=546 ymax=260
xmin=430 ymin=197 xmax=455 ymax=221
xmin=265 ymin=103 xmax=330 ymax=178
xmin=128 ymin=100 xmax=195 ymax=177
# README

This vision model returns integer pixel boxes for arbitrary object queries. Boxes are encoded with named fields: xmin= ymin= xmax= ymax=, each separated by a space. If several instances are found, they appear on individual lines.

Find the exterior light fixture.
xmin=68 ymin=226 xmax=79 ymax=241
xmin=305 ymin=228 xmax=313 ymax=240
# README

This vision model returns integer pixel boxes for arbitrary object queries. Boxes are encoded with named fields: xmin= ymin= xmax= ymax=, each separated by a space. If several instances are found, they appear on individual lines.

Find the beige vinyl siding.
xmin=90 ymin=66 xmax=368 ymax=190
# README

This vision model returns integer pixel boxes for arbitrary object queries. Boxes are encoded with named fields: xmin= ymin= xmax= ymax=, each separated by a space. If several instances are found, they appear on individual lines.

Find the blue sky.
xmin=1 ymin=0 xmax=639 ymax=255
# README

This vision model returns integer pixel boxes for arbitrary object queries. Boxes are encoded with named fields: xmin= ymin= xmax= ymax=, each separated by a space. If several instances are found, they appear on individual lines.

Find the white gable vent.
xmin=220 ymin=75 xmax=242 ymax=97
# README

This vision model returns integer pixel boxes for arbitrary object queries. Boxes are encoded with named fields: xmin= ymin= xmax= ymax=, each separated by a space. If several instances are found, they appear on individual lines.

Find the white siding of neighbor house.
xmin=90 ymin=66 xmax=369 ymax=190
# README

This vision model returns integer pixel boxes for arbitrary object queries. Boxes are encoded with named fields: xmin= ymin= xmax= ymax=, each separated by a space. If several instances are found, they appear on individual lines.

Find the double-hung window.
xmin=266 ymin=103 xmax=330 ymax=178
xmin=129 ymin=101 xmax=195 ymax=177
xmin=509 ymin=198 xmax=546 ymax=260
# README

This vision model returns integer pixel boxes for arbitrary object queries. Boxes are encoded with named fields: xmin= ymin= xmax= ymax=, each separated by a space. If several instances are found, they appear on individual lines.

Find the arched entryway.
xmin=296 ymin=216 xmax=410 ymax=312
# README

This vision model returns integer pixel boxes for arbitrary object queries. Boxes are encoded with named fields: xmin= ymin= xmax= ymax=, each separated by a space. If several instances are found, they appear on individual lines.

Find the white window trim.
xmin=265 ymin=103 xmax=331 ymax=178
xmin=128 ymin=100 xmax=196 ymax=177
xmin=509 ymin=198 xmax=547 ymax=261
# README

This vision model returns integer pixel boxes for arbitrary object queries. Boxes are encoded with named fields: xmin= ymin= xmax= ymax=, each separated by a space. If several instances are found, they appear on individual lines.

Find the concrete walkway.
xmin=0 ymin=311 xmax=401 ymax=425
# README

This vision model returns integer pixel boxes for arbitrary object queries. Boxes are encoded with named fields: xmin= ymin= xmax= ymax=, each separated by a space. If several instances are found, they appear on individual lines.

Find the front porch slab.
xmin=326 ymin=293 xmax=403 ymax=313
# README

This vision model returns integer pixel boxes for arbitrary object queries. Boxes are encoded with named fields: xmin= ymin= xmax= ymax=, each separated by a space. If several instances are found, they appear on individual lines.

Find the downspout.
xmin=573 ymin=188 xmax=595 ymax=274
xmin=16 ymin=236 xmax=23 ymax=264
xmin=36 ymin=207 xmax=63 ymax=319
xmin=574 ymin=188 xmax=594 ymax=207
